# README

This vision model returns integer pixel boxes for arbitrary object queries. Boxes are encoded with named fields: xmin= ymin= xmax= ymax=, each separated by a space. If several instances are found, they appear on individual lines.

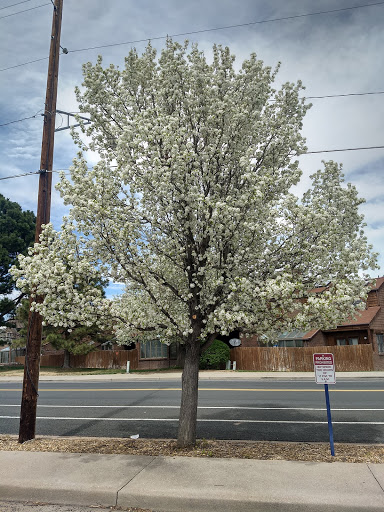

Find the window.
xmin=140 ymin=339 xmax=168 ymax=359
xmin=377 ymin=334 xmax=384 ymax=354
xmin=278 ymin=339 xmax=303 ymax=348
xmin=337 ymin=338 xmax=359 ymax=346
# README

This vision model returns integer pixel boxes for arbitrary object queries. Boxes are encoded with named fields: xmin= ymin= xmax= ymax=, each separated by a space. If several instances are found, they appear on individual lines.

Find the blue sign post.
xmin=314 ymin=353 xmax=336 ymax=457
xmin=324 ymin=383 xmax=335 ymax=456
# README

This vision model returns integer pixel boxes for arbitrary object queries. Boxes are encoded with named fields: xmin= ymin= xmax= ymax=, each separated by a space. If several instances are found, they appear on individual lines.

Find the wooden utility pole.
xmin=19 ymin=0 xmax=64 ymax=443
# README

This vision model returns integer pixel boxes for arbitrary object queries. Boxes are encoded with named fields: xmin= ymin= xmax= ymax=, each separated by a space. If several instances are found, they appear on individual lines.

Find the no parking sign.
xmin=313 ymin=353 xmax=336 ymax=384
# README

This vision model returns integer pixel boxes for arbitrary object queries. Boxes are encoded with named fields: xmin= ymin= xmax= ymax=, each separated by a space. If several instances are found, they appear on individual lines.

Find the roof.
xmin=302 ymin=328 xmax=320 ymax=340
xmin=278 ymin=329 xmax=308 ymax=341
xmin=277 ymin=328 xmax=320 ymax=341
xmin=369 ymin=277 xmax=384 ymax=291
xmin=339 ymin=306 xmax=381 ymax=327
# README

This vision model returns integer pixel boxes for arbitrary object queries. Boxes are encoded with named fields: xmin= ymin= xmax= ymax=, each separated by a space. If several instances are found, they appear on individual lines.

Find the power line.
xmin=68 ymin=1 xmax=384 ymax=54
xmin=306 ymin=91 xmax=384 ymax=99
xmin=304 ymin=145 xmax=384 ymax=154
xmin=0 ymin=0 xmax=34 ymax=11
xmin=0 ymin=2 xmax=50 ymax=20
xmin=0 ymin=170 xmax=42 ymax=181
xmin=0 ymin=113 xmax=41 ymax=127
xmin=1 ymin=1 xmax=383 ymax=72
xmin=0 ymin=55 xmax=50 ymax=72
xmin=2 ymin=145 xmax=384 ymax=181
xmin=2 ymin=90 xmax=384 ymax=129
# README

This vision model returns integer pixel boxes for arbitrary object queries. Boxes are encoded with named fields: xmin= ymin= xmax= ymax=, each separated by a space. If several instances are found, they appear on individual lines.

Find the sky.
xmin=1 ymin=0 xmax=384 ymax=298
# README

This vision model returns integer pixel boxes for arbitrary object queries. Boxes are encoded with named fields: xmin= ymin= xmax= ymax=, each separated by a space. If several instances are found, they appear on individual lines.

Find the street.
xmin=1 ymin=378 xmax=383 ymax=443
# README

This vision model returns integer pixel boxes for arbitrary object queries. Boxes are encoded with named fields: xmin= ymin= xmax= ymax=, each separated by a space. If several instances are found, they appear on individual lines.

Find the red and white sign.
xmin=313 ymin=353 xmax=336 ymax=384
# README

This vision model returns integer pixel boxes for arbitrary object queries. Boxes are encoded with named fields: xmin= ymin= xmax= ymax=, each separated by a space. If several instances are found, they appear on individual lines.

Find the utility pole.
xmin=19 ymin=0 xmax=64 ymax=443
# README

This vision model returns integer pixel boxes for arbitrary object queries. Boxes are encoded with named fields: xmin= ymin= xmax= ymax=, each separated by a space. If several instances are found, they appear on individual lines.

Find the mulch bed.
xmin=1 ymin=435 xmax=383 ymax=463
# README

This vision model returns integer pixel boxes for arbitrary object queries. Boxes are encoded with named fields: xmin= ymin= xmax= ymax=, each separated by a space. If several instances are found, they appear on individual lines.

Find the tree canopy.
xmin=0 ymin=193 xmax=35 ymax=324
xmin=11 ymin=40 xmax=377 ymax=446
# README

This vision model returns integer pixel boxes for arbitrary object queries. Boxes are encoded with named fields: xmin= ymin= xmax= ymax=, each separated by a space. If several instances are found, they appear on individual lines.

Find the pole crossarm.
xmin=54 ymin=110 xmax=91 ymax=132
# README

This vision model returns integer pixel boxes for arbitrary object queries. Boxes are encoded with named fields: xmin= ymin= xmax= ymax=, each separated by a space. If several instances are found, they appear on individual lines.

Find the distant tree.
xmin=44 ymin=324 xmax=110 ymax=368
xmin=0 ymin=194 xmax=35 ymax=324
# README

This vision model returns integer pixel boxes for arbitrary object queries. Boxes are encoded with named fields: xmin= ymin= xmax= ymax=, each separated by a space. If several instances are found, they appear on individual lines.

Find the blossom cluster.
xmin=11 ymin=40 xmax=378 ymax=346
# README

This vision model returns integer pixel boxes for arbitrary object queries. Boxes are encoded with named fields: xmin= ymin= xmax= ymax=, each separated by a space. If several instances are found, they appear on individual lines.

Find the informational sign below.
xmin=313 ymin=353 xmax=336 ymax=384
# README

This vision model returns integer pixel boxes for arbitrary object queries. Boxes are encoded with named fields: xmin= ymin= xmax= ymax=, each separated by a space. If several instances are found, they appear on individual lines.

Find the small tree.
xmin=12 ymin=40 xmax=377 ymax=447
xmin=199 ymin=340 xmax=230 ymax=369
xmin=45 ymin=325 xmax=109 ymax=368
xmin=14 ymin=297 xmax=109 ymax=367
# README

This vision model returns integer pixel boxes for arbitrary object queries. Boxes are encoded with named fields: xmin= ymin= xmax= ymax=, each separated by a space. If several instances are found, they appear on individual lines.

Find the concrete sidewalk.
xmin=1 ymin=370 xmax=384 ymax=382
xmin=0 ymin=450 xmax=384 ymax=511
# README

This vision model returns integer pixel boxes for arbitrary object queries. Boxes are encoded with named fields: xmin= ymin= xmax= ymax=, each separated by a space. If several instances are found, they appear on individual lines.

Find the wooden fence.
xmin=230 ymin=345 xmax=374 ymax=372
xmin=16 ymin=349 xmax=139 ymax=370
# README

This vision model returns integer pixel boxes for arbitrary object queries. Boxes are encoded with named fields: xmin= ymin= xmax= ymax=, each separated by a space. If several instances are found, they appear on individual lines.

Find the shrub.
xmin=199 ymin=339 xmax=230 ymax=370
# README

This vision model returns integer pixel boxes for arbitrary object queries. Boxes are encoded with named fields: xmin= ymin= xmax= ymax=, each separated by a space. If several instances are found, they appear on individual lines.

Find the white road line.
xmin=1 ymin=404 xmax=384 ymax=411
xmin=1 ymin=415 xmax=384 ymax=425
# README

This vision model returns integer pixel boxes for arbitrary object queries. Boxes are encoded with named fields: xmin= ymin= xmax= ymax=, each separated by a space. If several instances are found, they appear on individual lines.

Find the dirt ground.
xmin=1 ymin=435 xmax=383 ymax=463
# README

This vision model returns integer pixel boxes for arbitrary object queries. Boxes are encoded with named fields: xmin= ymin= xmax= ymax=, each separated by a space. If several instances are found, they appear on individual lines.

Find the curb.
xmin=1 ymin=452 xmax=384 ymax=512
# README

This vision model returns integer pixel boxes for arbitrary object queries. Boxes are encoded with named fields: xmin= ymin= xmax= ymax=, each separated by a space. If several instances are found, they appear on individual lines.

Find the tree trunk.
xmin=177 ymin=339 xmax=200 ymax=448
xmin=62 ymin=349 xmax=71 ymax=368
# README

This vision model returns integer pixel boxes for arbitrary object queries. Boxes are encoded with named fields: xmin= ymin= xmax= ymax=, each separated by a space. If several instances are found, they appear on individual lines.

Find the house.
xmin=242 ymin=277 xmax=384 ymax=370
xmin=0 ymin=326 xmax=18 ymax=345
xmin=303 ymin=277 xmax=384 ymax=370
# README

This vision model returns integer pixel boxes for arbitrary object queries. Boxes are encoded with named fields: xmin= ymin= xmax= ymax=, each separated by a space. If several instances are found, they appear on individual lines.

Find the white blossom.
xmin=10 ymin=40 xmax=377 ymax=347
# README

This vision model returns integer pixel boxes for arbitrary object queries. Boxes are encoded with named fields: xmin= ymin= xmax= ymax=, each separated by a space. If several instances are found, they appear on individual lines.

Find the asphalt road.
xmin=1 ymin=378 xmax=383 ymax=443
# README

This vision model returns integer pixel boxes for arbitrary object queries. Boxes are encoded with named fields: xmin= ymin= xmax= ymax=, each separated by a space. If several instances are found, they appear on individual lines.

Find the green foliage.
xmin=14 ymin=297 xmax=110 ymax=359
xmin=0 ymin=194 xmax=35 ymax=324
xmin=45 ymin=325 xmax=109 ymax=355
xmin=199 ymin=339 xmax=230 ymax=370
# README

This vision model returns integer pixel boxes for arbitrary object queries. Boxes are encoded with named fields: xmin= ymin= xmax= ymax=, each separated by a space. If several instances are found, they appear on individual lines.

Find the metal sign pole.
xmin=324 ymin=383 xmax=335 ymax=456
xmin=313 ymin=353 xmax=336 ymax=457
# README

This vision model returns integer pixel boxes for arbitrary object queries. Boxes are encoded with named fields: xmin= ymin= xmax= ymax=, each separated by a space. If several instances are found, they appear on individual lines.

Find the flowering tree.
xmin=12 ymin=40 xmax=377 ymax=447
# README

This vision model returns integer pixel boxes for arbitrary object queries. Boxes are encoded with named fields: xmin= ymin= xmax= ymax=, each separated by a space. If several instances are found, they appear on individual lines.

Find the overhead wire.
xmin=0 ymin=2 xmax=50 ymax=20
xmin=0 ymin=0 xmax=34 ymax=11
xmin=1 ymin=89 xmax=384 ymax=130
xmin=0 ymin=56 xmax=50 ymax=72
xmin=67 ymin=1 xmax=384 ymax=54
xmin=2 ymin=144 xmax=384 ymax=182
xmin=1 ymin=1 xmax=383 ymax=72
xmin=0 ymin=112 xmax=41 ymax=127
xmin=305 ymin=91 xmax=384 ymax=99
xmin=304 ymin=145 xmax=384 ymax=154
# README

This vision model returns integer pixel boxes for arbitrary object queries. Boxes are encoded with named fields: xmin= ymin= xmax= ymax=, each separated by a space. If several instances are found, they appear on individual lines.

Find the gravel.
xmin=1 ymin=435 xmax=383 ymax=463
